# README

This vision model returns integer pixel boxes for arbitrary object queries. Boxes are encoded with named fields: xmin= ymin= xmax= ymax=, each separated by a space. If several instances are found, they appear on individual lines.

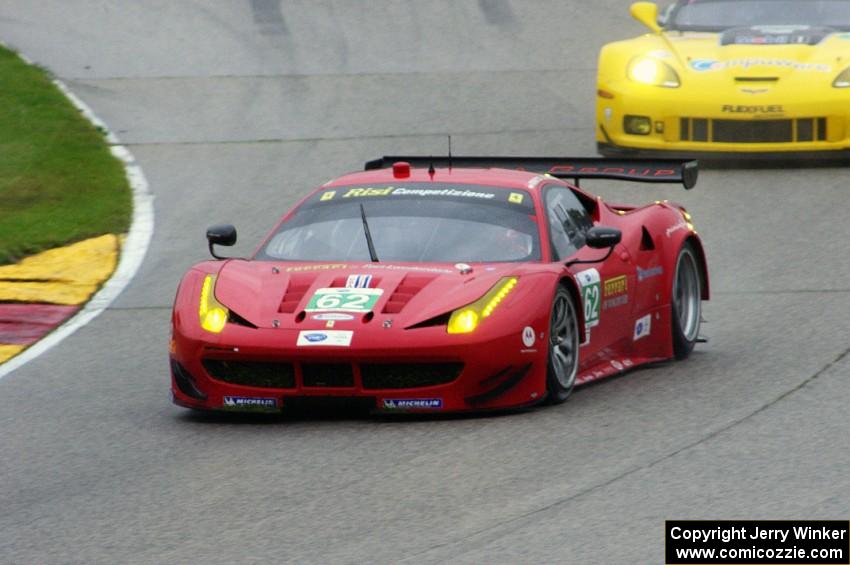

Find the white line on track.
xmin=0 ymin=50 xmax=155 ymax=381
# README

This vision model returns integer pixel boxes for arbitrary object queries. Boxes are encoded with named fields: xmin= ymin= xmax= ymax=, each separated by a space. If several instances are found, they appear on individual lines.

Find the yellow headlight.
xmin=447 ymin=277 xmax=517 ymax=334
xmin=199 ymin=274 xmax=229 ymax=333
xmin=628 ymin=57 xmax=680 ymax=88
xmin=833 ymin=67 xmax=850 ymax=88
xmin=447 ymin=308 xmax=479 ymax=334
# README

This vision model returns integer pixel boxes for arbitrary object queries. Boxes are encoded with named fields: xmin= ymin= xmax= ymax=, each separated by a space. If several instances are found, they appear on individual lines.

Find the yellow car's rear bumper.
xmin=596 ymin=82 xmax=850 ymax=156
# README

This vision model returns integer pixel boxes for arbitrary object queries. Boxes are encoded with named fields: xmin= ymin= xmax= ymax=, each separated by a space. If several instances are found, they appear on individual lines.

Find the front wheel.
xmin=546 ymin=286 xmax=580 ymax=404
xmin=672 ymin=241 xmax=702 ymax=360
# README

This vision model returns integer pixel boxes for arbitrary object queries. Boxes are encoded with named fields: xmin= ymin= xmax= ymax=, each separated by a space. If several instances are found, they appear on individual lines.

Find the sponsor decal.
xmin=296 ymin=330 xmax=353 ymax=347
xmin=286 ymin=263 xmax=348 ymax=272
xmin=223 ymin=396 xmax=278 ymax=410
xmin=603 ymin=294 xmax=629 ymax=310
xmin=382 ymin=319 xmax=393 ymax=329
xmin=611 ymin=360 xmax=624 ymax=371
xmin=603 ymin=275 xmax=627 ymax=297
xmin=690 ymin=58 xmax=831 ymax=73
xmin=527 ymin=176 xmax=545 ymax=189
xmin=320 ymin=191 xmax=336 ymax=201
xmin=576 ymin=268 xmax=601 ymax=328
xmin=454 ymin=262 xmax=472 ymax=274
xmin=311 ymin=313 xmax=355 ymax=321
xmin=740 ymin=87 xmax=769 ymax=95
xmin=637 ymin=265 xmax=664 ymax=282
xmin=360 ymin=264 xmax=453 ymax=274
xmin=340 ymin=186 xmax=496 ymax=200
xmin=722 ymin=104 xmax=784 ymax=114
xmin=346 ymin=274 xmax=373 ymax=288
xmin=522 ymin=326 xmax=536 ymax=347
xmin=581 ymin=328 xmax=591 ymax=347
xmin=383 ymin=398 xmax=443 ymax=410
xmin=634 ymin=314 xmax=652 ymax=341
xmin=509 ymin=192 xmax=525 ymax=204
xmin=305 ymin=287 xmax=383 ymax=312
xmin=735 ymin=35 xmax=793 ymax=45
xmin=604 ymin=107 xmax=613 ymax=122
xmin=342 ymin=187 xmax=394 ymax=197
xmin=666 ymin=220 xmax=689 ymax=237
xmin=549 ymin=165 xmax=676 ymax=179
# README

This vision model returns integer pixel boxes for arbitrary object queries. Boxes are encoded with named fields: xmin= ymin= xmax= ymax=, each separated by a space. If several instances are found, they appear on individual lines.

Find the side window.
xmin=658 ymin=3 xmax=675 ymax=27
xmin=544 ymin=185 xmax=594 ymax=260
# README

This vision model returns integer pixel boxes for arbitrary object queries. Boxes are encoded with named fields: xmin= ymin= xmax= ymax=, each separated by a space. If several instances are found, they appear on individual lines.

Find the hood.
xmin=640 ymin=27 xmax=848 ymax=85
xmin=213 ymin=260 xmax=524 ymax=329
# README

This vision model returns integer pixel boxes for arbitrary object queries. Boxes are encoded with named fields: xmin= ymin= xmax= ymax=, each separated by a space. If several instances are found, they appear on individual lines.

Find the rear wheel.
xmin=672 ymin=241 xmax=702 ymax=360
xmin=546 ymin=286 xmax=580 ymax=404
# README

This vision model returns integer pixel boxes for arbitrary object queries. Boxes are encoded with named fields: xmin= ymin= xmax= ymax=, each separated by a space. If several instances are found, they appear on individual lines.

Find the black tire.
xmin=546 ymin=286 xmax=580 ymax=404
xmin=672 ymin=241 xmax=703 ymax=360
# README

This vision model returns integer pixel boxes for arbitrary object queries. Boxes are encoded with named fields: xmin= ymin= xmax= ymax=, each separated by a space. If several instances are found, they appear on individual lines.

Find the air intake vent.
xmin=382 ymin=275 xmax=434 ymax=314
xmin=679 ymin=117 xmax=827 ymax=143
xmin=203 ymin=360 xmax=295 ymax=389
xmin=734 ymin=77 xmax=779 ymax=82
xmin=279 ymin=277 xmax=312 ymax=313
xmin=302 ymin=363 xmax=354 ymax=387
xmin=171 ymin=359 xmax=207 ymax=399
xmin=361 ymin=363 xmax=463 ymax=389
xmin=640 ymin=227 xmax=655 ymax=251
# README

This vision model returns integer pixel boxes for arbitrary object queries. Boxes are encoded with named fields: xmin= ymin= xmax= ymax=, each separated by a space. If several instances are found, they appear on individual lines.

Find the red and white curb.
xmin=0 ymin=49 xmax=154 ymax=380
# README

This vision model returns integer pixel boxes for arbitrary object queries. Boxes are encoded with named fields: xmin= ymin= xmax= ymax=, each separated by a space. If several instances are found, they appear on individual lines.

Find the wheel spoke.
xmin=674 ymin=250 xmax=701 ymax=342
xmin=549 ymin=292 xmax=578 ymax=390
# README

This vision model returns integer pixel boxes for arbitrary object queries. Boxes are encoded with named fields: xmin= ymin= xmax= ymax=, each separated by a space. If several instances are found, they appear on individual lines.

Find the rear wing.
xmin=364 ymin=156 xmax=699 ymax=190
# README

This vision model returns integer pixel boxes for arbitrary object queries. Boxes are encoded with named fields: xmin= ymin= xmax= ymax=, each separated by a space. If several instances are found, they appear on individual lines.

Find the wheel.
xmin=546 ymin=286 xmax=580 ymax=404
xmin=672 ymin=241 xmax=702 ymax=360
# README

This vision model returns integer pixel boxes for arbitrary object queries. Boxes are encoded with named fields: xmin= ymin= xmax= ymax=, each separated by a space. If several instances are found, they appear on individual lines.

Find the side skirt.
xmin=576 ymin=355 xmax=667 ymax=386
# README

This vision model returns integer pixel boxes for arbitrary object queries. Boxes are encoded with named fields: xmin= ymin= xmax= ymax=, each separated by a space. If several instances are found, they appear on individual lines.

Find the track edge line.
xmin=0 ymin=48 xmax=155 ymax=381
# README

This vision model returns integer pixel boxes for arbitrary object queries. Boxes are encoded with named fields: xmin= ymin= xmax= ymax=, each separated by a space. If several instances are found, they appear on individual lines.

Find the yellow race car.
xmin=596 ymin=0 xmax=850 ymax=157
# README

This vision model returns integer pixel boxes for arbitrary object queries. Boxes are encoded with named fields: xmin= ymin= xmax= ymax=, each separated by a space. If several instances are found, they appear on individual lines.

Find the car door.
xmin=543 ymin=184 xmax=635 ymax=364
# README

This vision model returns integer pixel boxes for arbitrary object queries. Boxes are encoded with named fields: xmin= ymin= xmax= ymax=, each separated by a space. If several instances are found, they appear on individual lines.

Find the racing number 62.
xmin=583 ymin=284 xmax=599 ymax=324
xmin=306 ymin=288 xmax=384 ymax=312
xmin=316 ymin=293 xmax=370 ymax=310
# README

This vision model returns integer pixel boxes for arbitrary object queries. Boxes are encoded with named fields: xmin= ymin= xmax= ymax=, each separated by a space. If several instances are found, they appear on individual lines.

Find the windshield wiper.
xmin=359 ymin=203 xmax=379 ymax=262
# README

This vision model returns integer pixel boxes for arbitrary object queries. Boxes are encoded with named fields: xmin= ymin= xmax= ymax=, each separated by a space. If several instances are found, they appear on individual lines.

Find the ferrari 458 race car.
xmin=170 ymin=157 xmax=709 ymax=414
xmin=596 ymin=0 xmax=850 ymax=157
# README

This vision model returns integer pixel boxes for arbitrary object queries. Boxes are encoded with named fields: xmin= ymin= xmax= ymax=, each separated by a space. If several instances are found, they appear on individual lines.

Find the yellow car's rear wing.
xmin=364 ymin=156 xmax=698 ymax=189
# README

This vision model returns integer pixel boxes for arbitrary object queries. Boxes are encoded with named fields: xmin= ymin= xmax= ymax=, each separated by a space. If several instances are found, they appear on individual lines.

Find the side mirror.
xmin=631 ymin=1 xmax=662 ymax=34
xmin=586 ymin=226 xmax=622 ymax=249
xmin=206 ymin=224 xmax=237 ymax=259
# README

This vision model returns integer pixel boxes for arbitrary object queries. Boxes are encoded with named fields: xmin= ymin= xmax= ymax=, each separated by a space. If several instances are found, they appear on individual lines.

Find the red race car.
xmin=170 ymin=156 xmax=708 ymax=413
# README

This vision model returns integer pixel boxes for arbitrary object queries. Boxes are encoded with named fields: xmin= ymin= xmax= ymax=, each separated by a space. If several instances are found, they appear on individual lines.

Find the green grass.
xmin=0 ymin=46 xmax=131 ymax=265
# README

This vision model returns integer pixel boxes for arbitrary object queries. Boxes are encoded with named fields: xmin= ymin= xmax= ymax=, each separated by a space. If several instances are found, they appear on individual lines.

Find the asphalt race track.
xmin=1 ymin=2 xmax=849 ymax=563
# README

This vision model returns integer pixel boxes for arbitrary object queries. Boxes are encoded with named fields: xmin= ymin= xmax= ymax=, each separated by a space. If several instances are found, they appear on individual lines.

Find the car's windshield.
xmin=667 ymin=0 xmax=850 ymax=32
xmin=257 ymin=184 xmax=541 ymax=263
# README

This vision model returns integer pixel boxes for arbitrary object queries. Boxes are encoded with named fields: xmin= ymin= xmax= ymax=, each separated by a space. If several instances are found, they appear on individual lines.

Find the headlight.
xmin=199 ymin=274 xmax=228 ymax=333
xmin=628 ymin=56 xmax=680 ymax=88
xmin=833 ymin=67 xmax=850 ymax=88
xmin=447 ymin=277 xmax=518 ymax=334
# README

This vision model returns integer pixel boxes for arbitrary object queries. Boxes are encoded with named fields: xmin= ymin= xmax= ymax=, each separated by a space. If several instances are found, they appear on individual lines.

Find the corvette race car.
xmin=596 ymin=0 xmax=850 ymax=157
xmin=170 ymin=157 xmax=709 ymax=414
